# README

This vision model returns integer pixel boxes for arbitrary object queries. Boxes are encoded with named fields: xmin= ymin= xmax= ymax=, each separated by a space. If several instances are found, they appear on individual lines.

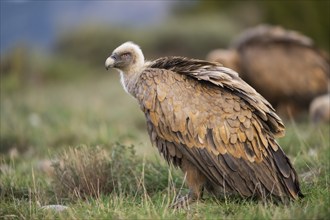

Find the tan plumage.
xmin=105 ymin=42 xmax=303 ymax=207
xmin=206 ymin=25 xmax=330 ymax=117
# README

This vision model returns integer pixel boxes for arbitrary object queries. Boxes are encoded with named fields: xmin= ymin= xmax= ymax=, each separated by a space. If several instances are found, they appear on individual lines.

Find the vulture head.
xmin=105 ymin=41 xmax=145 ymax=75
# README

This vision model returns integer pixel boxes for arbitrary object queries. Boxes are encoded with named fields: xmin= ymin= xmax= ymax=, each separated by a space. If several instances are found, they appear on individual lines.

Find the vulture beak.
xmin=105 ymin=53 xmax=119 ymax=70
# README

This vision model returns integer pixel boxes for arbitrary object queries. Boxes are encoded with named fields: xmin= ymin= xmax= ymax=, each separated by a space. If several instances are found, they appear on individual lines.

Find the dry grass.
xmin=52 ymin=144 xmax=138 ymax=200
xmin=51 ymin=144 xmax=183 ymax=202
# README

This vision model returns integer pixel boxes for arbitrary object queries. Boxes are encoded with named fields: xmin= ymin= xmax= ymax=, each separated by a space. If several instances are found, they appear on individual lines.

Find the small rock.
xmin=41 ymin=205 xmax=69 ymax=212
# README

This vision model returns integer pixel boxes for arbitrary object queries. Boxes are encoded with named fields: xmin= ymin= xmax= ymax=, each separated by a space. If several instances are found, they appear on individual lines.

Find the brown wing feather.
xmin=133 ymin=59 xmax=302 ymax=200
xmin=149 ymin=56 xmax=285 ymax=138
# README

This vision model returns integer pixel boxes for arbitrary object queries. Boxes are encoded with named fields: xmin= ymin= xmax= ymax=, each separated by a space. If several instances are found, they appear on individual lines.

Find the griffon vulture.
xmin=206 ymin=25 xmax=330 ymax=117
xmin=105 ymin=42 xmax=303 ymax=208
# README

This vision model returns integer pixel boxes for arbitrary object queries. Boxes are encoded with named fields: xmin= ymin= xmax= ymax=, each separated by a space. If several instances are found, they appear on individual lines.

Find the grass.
xmin=1 ymin=69 xmax=329 ymax=219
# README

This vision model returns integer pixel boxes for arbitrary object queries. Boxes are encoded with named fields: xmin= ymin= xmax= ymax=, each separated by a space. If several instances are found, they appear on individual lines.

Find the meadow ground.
xmin=1 ymin=71 xmax=329 ymax=219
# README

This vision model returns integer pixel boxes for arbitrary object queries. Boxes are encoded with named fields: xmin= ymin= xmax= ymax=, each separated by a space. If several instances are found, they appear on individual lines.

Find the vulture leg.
xmin=171 ymin=157 xmax=206 ymax=209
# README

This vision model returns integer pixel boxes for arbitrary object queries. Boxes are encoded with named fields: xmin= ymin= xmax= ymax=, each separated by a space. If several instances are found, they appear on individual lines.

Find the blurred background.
xmin=0 ymin=0 xmax=329 ymax=157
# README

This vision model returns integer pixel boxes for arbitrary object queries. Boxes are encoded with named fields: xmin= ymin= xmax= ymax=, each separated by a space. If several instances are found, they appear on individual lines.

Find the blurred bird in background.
xmin=206 ymin=25 xmax=330 ymax=119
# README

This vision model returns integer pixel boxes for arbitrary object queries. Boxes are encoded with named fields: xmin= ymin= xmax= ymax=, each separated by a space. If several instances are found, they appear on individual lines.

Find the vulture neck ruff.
xmin=113 ymin=42 xmax=146 ymax=95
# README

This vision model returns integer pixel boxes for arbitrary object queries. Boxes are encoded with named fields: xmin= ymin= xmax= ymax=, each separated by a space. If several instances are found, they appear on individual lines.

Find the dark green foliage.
xmin=54 ymin=14 xmax=238 ymax=68
xmin=176 ymin=1 xmax=329 ymax=53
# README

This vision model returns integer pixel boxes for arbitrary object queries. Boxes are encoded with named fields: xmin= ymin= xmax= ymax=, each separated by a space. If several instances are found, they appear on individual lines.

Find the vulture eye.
xmin=121 ymin=53 xmax=131 ymax=60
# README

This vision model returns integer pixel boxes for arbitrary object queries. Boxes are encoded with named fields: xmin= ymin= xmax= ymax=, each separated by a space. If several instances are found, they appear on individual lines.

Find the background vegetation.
xmin=1 ymin=1 xmax=329 ymax=219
